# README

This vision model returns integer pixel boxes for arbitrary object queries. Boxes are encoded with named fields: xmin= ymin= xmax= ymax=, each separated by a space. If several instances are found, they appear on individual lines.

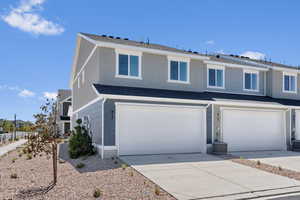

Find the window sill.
xmin=283 ymin=90 xmax=297 ymax=94
xmin=167 ymin=80 xmax=190 ymax=84
xmin=207 ymin=85 xmax=225 ymax=89
xmin=115 ymin=75 xmax=142 ymax=80
xmin=243 ymin=88 xmax=259 ymax=92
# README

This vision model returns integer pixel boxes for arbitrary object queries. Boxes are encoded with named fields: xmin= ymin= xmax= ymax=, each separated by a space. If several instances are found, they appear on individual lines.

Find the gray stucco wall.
xmin=73 ymin=99 xmax=103 ymax=145
xmin=73 ymin=48 xmax=99 ymax=111
xmin=75 ymin=38 xmax=95 ymax=75
xmin=270 ymin=70 xmax=300 ymax=100
xmin=98 ymin=47 xmax=266 ymax=96
xmin=103 ymin=99 xmax=208 ymax=146
xmin=203 ymin=66 xmax=265 ymax=95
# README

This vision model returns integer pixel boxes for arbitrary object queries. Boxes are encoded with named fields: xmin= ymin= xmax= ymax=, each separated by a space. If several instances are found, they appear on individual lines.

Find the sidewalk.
xmin=0 ymin=139 xmax=27 ymax=157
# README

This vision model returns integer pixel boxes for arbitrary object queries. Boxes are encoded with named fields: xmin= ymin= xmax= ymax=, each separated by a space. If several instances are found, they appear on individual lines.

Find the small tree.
xmin=24 ymin=99 xmax=59 ymax=185
xmin=68 ymin=119 xmax=95 ymax=159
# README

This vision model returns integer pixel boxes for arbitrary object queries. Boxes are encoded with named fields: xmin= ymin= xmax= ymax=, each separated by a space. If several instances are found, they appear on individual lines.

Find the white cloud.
xmin=205 ymin=40 xmax=215 ymax=45
xmin=43 ymin=92 xmax=57 ymax=100
xmin=240 ymin=51 xmax=266 ymax=60
xmin=217 ymin=49 xmax=226 ymax=54
xmin=2 ymin=0 xmax=64 ymax=35
xmin=18 ymin=89 xmax=35 ymax=97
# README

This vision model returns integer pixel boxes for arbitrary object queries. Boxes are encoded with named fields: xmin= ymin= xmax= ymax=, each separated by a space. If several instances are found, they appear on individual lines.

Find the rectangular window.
xmin=117 ymin=52 xmax=141 ymax=78
xmin=283 ymin=73 xmax=297 ymax=93
xmin=208 ymin=67 xmax=224 ymax=88
xmin=244 ymin=71 xmax=258 ymax=91
xmin=169 ymin=60 xmax=188 ymax=82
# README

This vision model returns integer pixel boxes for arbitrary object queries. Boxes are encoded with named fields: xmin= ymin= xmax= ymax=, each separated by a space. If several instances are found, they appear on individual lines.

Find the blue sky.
xmin=0 ymin=0 xmax=300 ymax=121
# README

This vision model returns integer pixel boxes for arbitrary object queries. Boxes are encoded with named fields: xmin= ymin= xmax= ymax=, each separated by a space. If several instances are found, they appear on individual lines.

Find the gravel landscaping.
xmin=0 ymin=143 xmax=175 ymax=200
xmin=220 ymin=154 xmax=300 ymax=182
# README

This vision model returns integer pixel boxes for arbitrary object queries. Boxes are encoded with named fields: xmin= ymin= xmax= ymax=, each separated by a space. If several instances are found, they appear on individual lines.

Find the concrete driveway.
xmin=232 ymin=151 xmax=300 ymax=172
xmin=121 ymin=154 xmax=300 ymax=200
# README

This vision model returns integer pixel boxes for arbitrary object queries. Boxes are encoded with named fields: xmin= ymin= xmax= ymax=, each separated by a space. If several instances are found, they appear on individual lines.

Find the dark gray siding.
xmin=75 ymin=99 xmax=103 ymax=145
xmin=206 ymin=105 xmax=212 ymax=144
xmin=103 ymin=99 xmax=208 ymax=146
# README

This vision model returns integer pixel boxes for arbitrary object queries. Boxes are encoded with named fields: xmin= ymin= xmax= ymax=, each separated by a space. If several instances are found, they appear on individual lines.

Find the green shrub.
xmin=93 ymin=188 xmax=102 ymax=198
xmin=121 ymin=164 xmax=128 ymax=170
xmin=10 ymin=173 xmax=18 ymax=179
xmin=76 ymin=162 xmax=85 ymax=168
xmin=68 ymin=119 xmax=95 ymax=159
xmin=155 ymin=186 xmax=160 ymax=195
xmin=26 ymin=154 xmax=32 ymax=160
xmin=12 ymin=158 xmax=17 ymax=163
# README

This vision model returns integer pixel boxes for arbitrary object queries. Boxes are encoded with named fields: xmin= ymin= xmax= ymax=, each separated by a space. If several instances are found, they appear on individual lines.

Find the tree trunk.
xmin=52 ymin=142 xmax=57 ymax=184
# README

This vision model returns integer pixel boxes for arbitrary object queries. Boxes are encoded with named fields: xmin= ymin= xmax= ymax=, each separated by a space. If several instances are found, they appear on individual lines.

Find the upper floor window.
xmin=207 ymin=65 xmax=224 ymax=89
xmin=244 ymin=70 xmax=259 ymax=91
xmin=115 ymin=49 xmax=142 ymax=79
xmin=283 ymin=72 xmax=297 ymax=93
xmin=168 ymin=57 xmax=190 ymax=84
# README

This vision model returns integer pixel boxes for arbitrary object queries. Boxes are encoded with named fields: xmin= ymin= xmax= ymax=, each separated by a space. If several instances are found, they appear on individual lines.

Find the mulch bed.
xmin=219 ymin=154 xmax=300 ymax=181
xmin=0 ymin=143 xmax=176 ymax=200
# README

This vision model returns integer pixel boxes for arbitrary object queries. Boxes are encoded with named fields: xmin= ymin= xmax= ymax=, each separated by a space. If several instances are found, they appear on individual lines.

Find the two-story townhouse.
xmin=70 ymin=33 xmax=300 ymax=158
xmin=56 ymin=89 xmax=72 ymax=136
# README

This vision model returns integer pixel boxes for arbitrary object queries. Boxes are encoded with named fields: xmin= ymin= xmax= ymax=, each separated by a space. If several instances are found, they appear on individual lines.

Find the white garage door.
xmin=222 ymin=108 xmax=286 ymax=152
xmin=116 ymin=103 xmax=206 ymax=156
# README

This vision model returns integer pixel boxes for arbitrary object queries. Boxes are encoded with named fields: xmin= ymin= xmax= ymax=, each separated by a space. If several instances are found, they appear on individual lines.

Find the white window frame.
xmin=283 ymin=72 xmax=297 ymax=94
xmin=243 ymin=70 xmax=259 ymax=92
xmin=115 ymin=49 xmax=142 ymax=80
xmin=167 ymin=56 xmax=190 ymax=84
xmin=207 ymin=65 xmax=225 ymax=89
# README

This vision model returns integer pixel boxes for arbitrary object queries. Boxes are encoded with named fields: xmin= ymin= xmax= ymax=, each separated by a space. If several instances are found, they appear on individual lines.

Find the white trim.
xmin=207 ymin=65 xmax=225 ymax=89
xmin=264 ymin=71 xmax=267 ymax=96
xmin=115 ymin=49 xmax=142 ymax=80
xmin=99 ymin=93 xmax=298 ymax=109
xmin=78 ymin=33 xmax=210 ymax=61
xmin=72 ymin=96 xmax=103 ymax=114
xmin=73 ymin=45 xmax=97 ymax=83
xmin=103 ymin=146 xmax=117 ymax=150
xmin=77 ymin=77 xmax=80 ymax=89
xmin=289 ymin=109 xmax=292 ymax=145
xmin=272 ymin=66 xmax=299 ymax=73
xmin=243 ymin=69 xmax=259 ymax=92
xmin=82 ymin=70 xmax=85 ymax=84
xmin=282 ymin=72 xmax=297 ymax=94
xmin=204 ymin=60 xmax=269 ymax=71
xmin=115 ymin=102 xmax=206 ymax=109
xmin=211 ymin=104 xmax=214 ymax=144
xmin=101 ymin=99 xmax=107 ymax=159
xmin=167 ymin=58 xmax=190 ymax=84
xmin=204 ymin=89 xmax=264 ymax=96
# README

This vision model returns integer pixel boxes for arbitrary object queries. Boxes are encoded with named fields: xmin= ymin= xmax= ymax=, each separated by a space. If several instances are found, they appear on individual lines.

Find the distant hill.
xmin=0 ymin=119 xmax=34 ymax=132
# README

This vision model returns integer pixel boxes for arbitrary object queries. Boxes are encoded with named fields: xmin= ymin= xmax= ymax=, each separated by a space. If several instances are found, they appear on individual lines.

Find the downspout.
xmin=101 ymin=98 xmax=107 ymax=159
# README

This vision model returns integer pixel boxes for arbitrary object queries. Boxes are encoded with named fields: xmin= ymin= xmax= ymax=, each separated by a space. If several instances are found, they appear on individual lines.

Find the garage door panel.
xmin=222 ymin=109 xmax=285 ymax=152
xmin=117 ymin=104 xmax=206 ymax=155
